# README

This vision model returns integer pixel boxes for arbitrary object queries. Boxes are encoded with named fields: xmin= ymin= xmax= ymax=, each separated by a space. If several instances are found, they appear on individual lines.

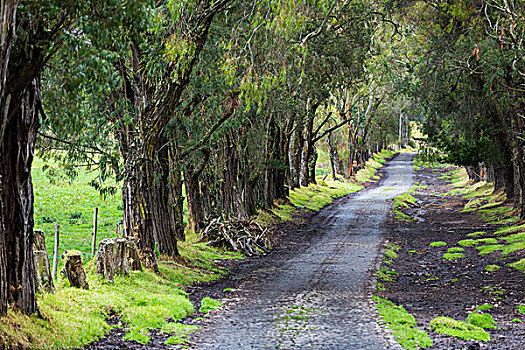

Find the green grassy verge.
xmin=374 ymin=296 xmax=433 ymax=349
xmin=0 ymin=244 xmax=242 ymax=348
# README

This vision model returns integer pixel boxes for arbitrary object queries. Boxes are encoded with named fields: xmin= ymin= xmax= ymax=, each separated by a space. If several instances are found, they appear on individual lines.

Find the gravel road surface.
xmin=191 ymin=153 xmax=414 ymax=349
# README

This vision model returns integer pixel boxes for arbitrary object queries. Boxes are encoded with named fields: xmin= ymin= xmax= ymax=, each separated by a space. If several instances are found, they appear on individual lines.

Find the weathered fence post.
xmin=33 ymin=229 xmax=54 ymax=293
xmin=52 ymin=224 xmax=60 ymax=280
xmin=91 ymin=207 xmax=98 ymax=256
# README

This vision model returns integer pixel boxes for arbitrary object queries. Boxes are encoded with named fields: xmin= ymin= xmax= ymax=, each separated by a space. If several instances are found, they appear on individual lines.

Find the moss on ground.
xmin=429 ymin=316 xmax=490 ymax=342
xmin=374 ymin=296 xmax=433 ymax=349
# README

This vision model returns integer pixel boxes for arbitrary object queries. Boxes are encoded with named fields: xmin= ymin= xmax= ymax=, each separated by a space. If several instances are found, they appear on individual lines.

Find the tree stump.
xmin=33 ymin=229 xmax=54 ymax=293
xmin=96 ymin=237 xmax=141 ymax=283
xmin=114 ymin=238 xmax=129 ymax=275
xmin=62 ymin=250 xmax=89 ymax=289
xmin=125 ymin=237 xmax=142 ymax=272
xmin=96 ymin=239 xmax=115 ymax=283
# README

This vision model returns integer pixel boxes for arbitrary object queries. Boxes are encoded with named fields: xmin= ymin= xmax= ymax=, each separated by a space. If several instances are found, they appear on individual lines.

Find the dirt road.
xmin=191 ymin=153 xmax=414 ymax=349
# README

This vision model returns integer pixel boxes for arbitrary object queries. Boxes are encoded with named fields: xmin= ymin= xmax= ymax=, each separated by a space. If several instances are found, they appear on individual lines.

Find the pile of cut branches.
xmin=202 ymin=217 xmax=270 ymax=256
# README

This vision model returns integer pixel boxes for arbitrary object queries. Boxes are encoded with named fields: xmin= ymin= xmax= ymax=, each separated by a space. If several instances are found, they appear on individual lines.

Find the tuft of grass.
xmin=458 ymin=239 xmax=478 ymax=247
xmin=429 ymin=316 xmax=491 ymax=341
xmin=384 ymin=243 xmax=401 ymax=260
xmin=373 ymin=296 xmax=433 ymax=350
xmin=199 ymin=297 xmax=222 ymax=314
xmin=447 ymin=247 xmax=465 ymax=253
xmin=429 ymin=241 xmax=447 ymax=247
xmin=476 ymin=244 xmax=504 ymax=256
xmin=518 ymin=304 xmax=525 ymax=314
xmin=475 ymin=304 xmax=494 ymax=311
xmin=161 ymin=323 xmax=199 ymax=345
xmin=442 ymin=252 xmax=465 ymax=261
xmin=511 ymin=318 xmax=522 ymax=323
xmin=508 ymin=258 xmax=525 ymax=271
xmin=484 ymin=265 xmax=500 ymax=272
xmin=392 ymin=193 xmax=417 ymax=222
xmin=376 ymin=266 xmax=399 ymax=282
xmin=467 ymin=231 xmax=486 ymax=237
xmin=466 ymin=312 xmax=498 ymax=329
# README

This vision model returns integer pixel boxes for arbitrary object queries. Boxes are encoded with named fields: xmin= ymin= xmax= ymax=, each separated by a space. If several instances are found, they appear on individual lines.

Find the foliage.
xmin=429 ymin=241 xmax=447 ymax=248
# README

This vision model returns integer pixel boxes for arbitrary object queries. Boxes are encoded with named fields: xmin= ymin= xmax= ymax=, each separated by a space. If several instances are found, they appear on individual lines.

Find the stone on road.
xmin=192 ymin=153 xmax=414 ymax=349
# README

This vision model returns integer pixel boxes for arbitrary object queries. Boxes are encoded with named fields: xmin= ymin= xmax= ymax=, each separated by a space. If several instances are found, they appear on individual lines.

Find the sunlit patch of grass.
xmin=0 ymin=239 xmax=241 ymax=348
xmin=161 ymin=323 xmax=199 ymax=345
xmin=508 ymin=259 xmax=525 ymax=272
xmin=467 ymin=231 xmax=486 ymax=237
xmin=484 ymin=265 xmax=500 ymax=272
xmin=476 ymin=244 xmax=504 ymax=256
xmin=374 ymin=296 xmax=433 ymax=350
xmin=429 ymin=316 xmax=490 ymax=341
xmin=466 ymin=312 xmax=498 ymax=329
xmin=429 ymin=241 xmax=447 ymax=247
xmin=199 ymin=297 xmax=222 ymax=314
xmin=475 ymin=304 xmax=494 ymax=311
xmin=442 ymin=252 xmax=465 ymax=261
xmin=447 ymin=247 xmax=464 ymax=253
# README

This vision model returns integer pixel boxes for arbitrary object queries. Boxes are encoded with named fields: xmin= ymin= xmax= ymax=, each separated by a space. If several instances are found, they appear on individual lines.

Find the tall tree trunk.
xmin=328 ymin=131 xmax=338 ymax=181
xmin=300 ymin=109 xmax=315 ymax=187
xmin=289 ymin=115 xmax=302 ymax=189
xmin=0 ymin=78 xmax=40 ymax=315
xmin=0 ymin=0 xmax=21 ymax=317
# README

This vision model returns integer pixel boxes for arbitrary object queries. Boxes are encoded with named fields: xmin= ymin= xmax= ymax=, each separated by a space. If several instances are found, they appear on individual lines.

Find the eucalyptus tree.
xmin=401 ymin=0 xmax=525 ymax=211
xmin=0 ymin=0 xmax=98 ymax=316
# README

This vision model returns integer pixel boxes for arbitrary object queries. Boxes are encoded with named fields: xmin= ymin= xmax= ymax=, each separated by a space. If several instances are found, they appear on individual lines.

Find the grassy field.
xmin=32 ymin=158 xmax=122 ymax=265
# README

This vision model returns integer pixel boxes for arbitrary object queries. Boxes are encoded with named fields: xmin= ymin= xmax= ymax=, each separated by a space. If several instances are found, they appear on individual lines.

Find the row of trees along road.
xmin=1 ymin=0 xmax=416 ymax=316
xmin=390 ymin=1 xmax=525 ymax=212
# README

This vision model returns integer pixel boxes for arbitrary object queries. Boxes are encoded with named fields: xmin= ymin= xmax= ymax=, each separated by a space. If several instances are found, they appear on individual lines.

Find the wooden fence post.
xmin=52 ymin=224 xmax=60 ymax=280
xmin=91 ymin=207 xmax=98 ymax=256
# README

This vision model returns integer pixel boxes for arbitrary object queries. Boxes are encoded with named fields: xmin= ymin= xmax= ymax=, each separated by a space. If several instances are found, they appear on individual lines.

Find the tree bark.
xmin=0 ymin=78 xmax=40 ymax=315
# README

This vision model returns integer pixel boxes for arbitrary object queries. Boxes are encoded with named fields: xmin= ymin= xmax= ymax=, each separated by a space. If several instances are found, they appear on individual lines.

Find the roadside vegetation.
xmin=377 ymin=157 xmax=525 ymax=349
xmin=0 ymin=150 xmax=395 ymax=348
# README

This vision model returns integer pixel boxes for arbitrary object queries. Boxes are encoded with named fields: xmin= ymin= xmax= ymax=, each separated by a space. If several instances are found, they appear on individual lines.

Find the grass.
xmin=475 ymin=304 xmax=494 ymax=311
xmin=429 ymin=316 xmax=490 ymax=341
xmin=466 ymin=312 xmax=498 ymax=329
xmin=373 ymin=296 xmax=433 ymax=349
xmin=199 ymin=297 xmax=222 ymax=314
xmin=476 ymin=244 xmax=504 ymax=256
xmin=32 ymin=158 xmax=122 ymax=268
xmin=484 ymin=265 xmax=500 ymax=272
xmin=392 ymin=193 xmax=417 ymax=222
xmin=442 ymin=252 xmax=465 ymax=261
xmin=429 ymin=241 xmax=447 ymax=247
xmin=447 ymin=247 xmax=464 ymax=253
xmin=467 ymin=231 xmax=487 ymax=237
xmin=0 ymin=242 xmax=242 ymax=348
